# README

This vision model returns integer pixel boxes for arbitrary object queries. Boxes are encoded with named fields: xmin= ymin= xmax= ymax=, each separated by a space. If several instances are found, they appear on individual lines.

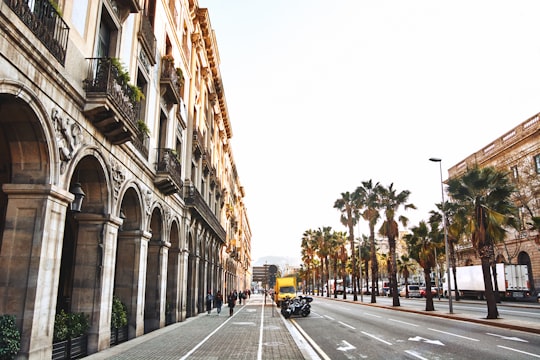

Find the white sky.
xmin=198 ymin=0 xmax=540 ymax=265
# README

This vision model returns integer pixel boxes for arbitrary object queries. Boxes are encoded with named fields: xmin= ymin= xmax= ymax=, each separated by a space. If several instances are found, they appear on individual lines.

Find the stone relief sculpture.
xmin=52 ymin=108 xmax=83 ymax=173
xmin=110 ymin=158 xmax=126 ymax=200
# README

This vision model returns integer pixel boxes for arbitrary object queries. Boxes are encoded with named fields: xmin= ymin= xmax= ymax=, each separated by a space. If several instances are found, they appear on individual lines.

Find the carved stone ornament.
xmin=52 ymin=108 xmax=83 ymax=174
xmin=144 ymin=188 xmax=153 ymax=215
xmin=110 ymin=158 xmax=126 ymax=200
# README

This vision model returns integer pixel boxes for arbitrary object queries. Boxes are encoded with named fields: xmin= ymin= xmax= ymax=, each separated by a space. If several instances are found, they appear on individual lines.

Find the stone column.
xmin=70 ymin=213 xmax=122 ymax=354
xmin=0 ymin=184 xmax=73 ymax=359
xmin=178 ymin=248 xmax=189 ymax=321
xmin=116 ymin=230 xmax=151 ymax=339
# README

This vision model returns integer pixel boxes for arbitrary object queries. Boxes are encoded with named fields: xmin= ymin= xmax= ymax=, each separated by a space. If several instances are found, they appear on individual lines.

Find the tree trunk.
xmin=450 ymin=242 xmax=460 ymax=301
xmin=389 ymin=235 xmax=400 ymax=307
xmin=481 ymin=257 xmax=499 ymax=319
xmin=370 ymin=226 xmax=378 ymax=304
xmin=424 ymin=268 xmax=435 ymax=311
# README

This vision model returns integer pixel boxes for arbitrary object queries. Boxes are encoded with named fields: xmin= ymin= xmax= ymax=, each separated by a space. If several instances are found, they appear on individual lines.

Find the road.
xmin=289 ymin=296 xmax=540 ymax=359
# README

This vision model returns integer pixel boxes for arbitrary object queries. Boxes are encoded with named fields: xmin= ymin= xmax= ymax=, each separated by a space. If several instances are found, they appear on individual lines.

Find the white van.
xmin=399 ymin=285 xmax=421 ymax=298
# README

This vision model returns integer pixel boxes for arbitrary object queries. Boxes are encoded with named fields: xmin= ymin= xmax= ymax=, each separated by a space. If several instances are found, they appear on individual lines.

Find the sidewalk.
xmin=84 ymin=293 xmax=540 ymax=359
xmin=84 ymin=293 xmax=316 ymax=360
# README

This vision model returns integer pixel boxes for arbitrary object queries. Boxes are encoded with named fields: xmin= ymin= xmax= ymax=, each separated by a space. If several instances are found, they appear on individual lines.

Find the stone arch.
xmin=114 ymin=184 xmax=145 ymax=341
xmin=495 ymin=254 xmax=506 ymax=263
xmin=0 ymin=87 xmax=69 ymax=359
xmin=166 ymin=219 xmax=180 ymax=324
xmin=144 ymin=206 xmax=164 ymax=333
xmin=517 ymin=251 xmax=534 ymax=293
xmin=0 ymin=83 xmax=57 ymax=186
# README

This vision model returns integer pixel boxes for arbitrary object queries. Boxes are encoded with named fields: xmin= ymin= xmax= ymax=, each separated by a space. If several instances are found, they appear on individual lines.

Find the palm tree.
xmin=430 ymin=202 xmax=466 ymax=301
xmin=396 ymin=255 xmax=415 ymax=297
xmin=335 ymin=231 xmax=349 ymax=299
xmin=447 ymin=166 xmax=518 ymax=319
xmin=405 ymin=221 xmax=442 ymax=311
xmin=328 ymin=230 xmax=347 ymax=298
xmin=378 ymin=183 xmax=416 ymax=306
xmin=334 ymin=192 xmax=360 ymax=301
xmin=301 ymin=230 xmax=316 ymax=295
xmin=314 ymin=227 xmax=333 ymax=297
xmin=355 ymin=180 xmax=382 ymax=303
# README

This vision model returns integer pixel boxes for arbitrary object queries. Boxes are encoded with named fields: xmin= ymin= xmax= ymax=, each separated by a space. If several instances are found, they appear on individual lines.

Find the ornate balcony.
xmin=5 ymin=0 xmax=70 ymax=65
xmin=132 ymin=131 xmax=149 ymax=159
xmin=184 ymin=182 xmax=226 ymax=242
xmin=83 ymin=58 xmax=140 ymax=145
xmin=160 ymin=57 xmax=181 ymax=104
xmin=154 ymin=148 xmax=182 ymax=195
xmin=138 ymin=14 xmax=157 ymax=66
xmin=192 ymin=129 xmax=203 ymax=159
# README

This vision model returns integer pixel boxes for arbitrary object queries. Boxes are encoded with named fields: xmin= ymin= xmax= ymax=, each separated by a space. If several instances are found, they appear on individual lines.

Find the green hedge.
xmin=0 ymin=315 xmax=20 ymax=360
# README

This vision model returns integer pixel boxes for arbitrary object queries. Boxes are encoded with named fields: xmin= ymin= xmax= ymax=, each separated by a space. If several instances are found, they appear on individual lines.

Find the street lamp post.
xmin=429 ymin=157 xmax=453 ymax=314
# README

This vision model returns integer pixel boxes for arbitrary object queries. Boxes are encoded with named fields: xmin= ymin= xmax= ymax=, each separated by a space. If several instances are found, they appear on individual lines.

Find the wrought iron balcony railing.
xmin=83 ymin=58 xmax=140 ymax=144
xmin=138 ymin=14 xmax=156 ymax=66
xmin=154 ymin=148 xmax=182 ymax=195
xmin=184 ymin=183 xmax=226 ymax=242
xmin=160 ymin=57 xmax=181 ymax=104
xmin=5 ymin=0 xmax=69 ymax=65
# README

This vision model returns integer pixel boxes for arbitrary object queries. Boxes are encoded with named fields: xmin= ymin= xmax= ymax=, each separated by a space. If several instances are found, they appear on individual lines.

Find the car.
xmin=420 ymin=286 xmax=438 ymax=297
xmin=399 ymin=285 xmax=421 ymax=298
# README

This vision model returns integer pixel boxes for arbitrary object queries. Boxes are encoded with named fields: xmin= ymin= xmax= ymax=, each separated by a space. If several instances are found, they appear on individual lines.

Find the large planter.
xmin=52 ymin=335 xmax=87 ymax=360
xmin=110 ymin=325 xmax=128 ymax=346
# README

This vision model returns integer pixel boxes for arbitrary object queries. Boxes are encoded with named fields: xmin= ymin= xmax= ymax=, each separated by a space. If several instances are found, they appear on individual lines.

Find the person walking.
xmin=227 ymin=291 xmax=236 ymax=316
xmin=206 ymin=291 xmax=213 ymax=315
xmin=215 ymin=291 xmax=223 ymax=315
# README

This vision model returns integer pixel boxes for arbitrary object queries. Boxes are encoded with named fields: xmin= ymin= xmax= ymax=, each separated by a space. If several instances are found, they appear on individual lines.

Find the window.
xmin=96 ymin=7 xmax=119 ymax=58
xmin=136 ymin=70 xmax=148 ymax=123
xmin=511 ymin=165 xmax=518 ymax=180
xmin=535 ymin=155 xmax=540 ymax=174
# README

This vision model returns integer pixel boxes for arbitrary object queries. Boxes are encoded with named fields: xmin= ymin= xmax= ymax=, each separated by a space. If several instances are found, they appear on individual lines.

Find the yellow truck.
xmin=274 ymin=277 xmax=297 ymax=306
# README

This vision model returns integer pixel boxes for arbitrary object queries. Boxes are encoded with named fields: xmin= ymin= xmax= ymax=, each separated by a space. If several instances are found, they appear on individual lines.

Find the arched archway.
xmin=518 ymin=251 xmax=534 ymax=293
xmin=145 ymin=206 xmax=164 ymax=333
xmin=166 ymin=220 xmax=180 ymax=324
xmin=0 ymin=91 xmax=79 ymax=359
xmin=115 ymin=186 xmax=144 ymax=341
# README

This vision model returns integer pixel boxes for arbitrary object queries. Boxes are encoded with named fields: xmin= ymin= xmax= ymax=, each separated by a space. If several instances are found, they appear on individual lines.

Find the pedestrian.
xmin=227 ymin=291 xmax=236 ymax=316
xmin=238 ymin=290 xmax=242 ymax=305
xmin=206 ymin=291 xmax=213 ymax=315
xmin=215 ymin=290 xmax=223 ymax=315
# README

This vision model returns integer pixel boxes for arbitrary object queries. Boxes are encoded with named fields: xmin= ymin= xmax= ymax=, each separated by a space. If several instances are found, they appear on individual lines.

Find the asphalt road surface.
xmin=290 ymin=296 xmax=540 ymax=359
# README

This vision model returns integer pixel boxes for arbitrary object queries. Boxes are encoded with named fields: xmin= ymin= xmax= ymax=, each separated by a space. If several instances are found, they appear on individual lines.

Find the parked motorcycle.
xmin=280 ymin=295 xmax=313 ymax=318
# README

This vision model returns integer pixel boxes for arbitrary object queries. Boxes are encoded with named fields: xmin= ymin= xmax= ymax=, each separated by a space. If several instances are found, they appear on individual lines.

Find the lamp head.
xmin=69 ymin=182 xmax=85 ymax=212
xmin=429 ymin=157 xmax=442 ymax=162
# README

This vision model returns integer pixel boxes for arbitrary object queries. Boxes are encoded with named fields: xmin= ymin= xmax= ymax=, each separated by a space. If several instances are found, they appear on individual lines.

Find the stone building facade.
xmin=448 ymin=114 xmax=540 ymax=293
xmin=0 ymin=0 xmax=251 ymax=358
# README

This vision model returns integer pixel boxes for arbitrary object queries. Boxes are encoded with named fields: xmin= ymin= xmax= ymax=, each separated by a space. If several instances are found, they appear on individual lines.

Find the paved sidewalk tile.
xmin=84 ymin=294 xmax=306 ymax=360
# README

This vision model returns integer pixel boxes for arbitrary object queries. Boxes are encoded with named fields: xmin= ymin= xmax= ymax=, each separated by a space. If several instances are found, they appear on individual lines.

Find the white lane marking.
xmin=289 ymin=319 xmax=328 ymax=360
xmin=404 ymin=350 xmax=429 ymax=360
xmin=361 ymin=331 xmax=392 ymax=345
xmin=486 ymin=333 xmax=528 ymax=343
xmin=429 ymin=328 xmax=479 ymax=341
xmin=337 ymin=340 xmax=356 ymax=351
xmin=338 ymin=321 xmax=355 ymax=330
xmin=323 ymin=315 xmax=335 ymax=320
xmin=408 ymin=336 xmax=444 ymax=346
xmin=498 ymin=345 xmax=540 ymax=358
xmin=389 ymin=318 xmax=419 ymax=327
xmin=178 ymin=305 xmax=243 ymax=360
xmin=363 ymin=312 xmax=382 ymax=318
xmin=256 ymin=301 xmax=264 ymax=360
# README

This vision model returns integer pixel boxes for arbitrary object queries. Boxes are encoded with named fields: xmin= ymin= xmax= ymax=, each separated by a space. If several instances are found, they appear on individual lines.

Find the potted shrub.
xmin=53 ymin=311 xmax=89 ymax=360
xmin=0 ymin=315 xmax=20 ymax=360
xmin=110 ymin=296 xmax=128 ymax=345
